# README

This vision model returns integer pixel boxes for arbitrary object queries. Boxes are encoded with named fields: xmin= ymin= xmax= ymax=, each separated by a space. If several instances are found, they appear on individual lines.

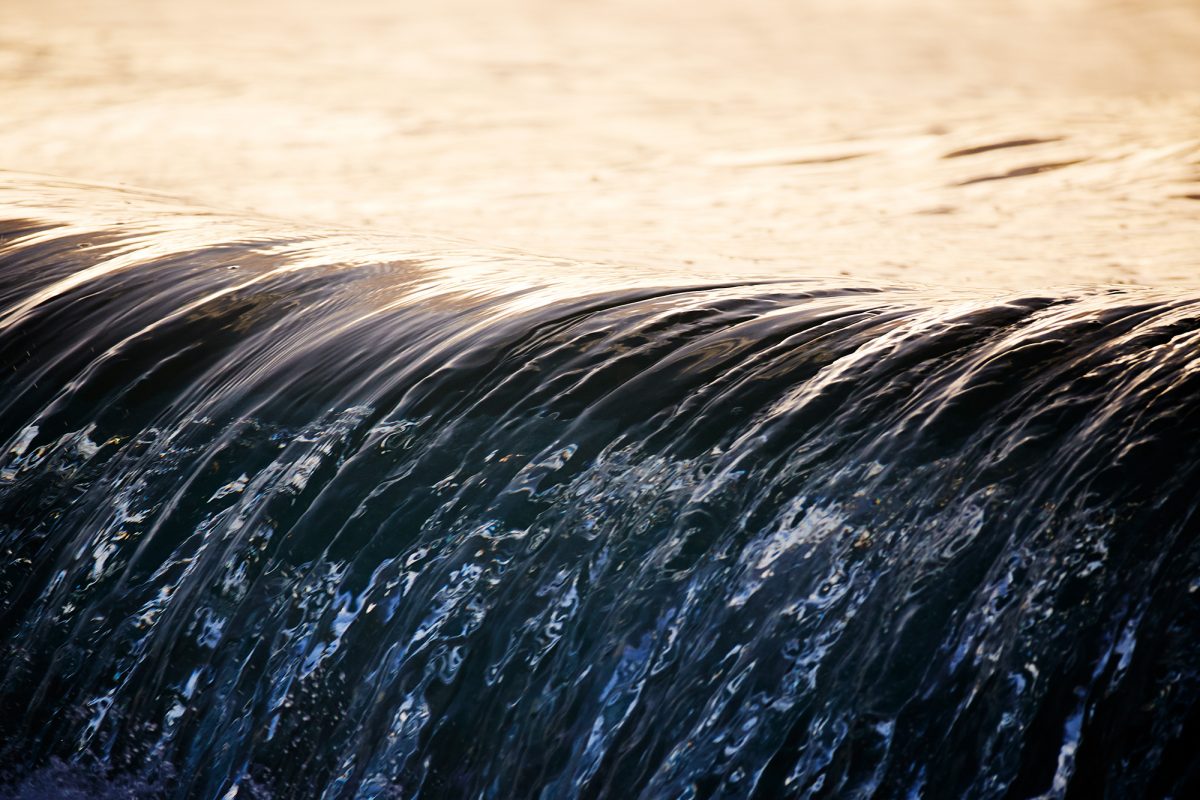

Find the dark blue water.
xmin=1 ymin=181 xmax=1198 ymax=798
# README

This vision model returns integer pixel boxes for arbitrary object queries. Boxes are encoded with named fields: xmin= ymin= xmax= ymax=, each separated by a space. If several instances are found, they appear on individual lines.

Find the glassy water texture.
xmin=1 ymin=178 xmax=1198 ymax=798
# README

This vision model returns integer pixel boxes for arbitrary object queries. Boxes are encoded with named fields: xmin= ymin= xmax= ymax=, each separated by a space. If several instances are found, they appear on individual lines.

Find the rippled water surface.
xmin=1 ymin=1 xmax=1199 ymax=798
xmin=2 ymin=0 xmax=1199 ymax=286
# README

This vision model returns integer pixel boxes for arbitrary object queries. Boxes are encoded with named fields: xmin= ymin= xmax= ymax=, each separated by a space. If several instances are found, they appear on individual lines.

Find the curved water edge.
xmin=0 ymin=179 xmax=1198 ymax=798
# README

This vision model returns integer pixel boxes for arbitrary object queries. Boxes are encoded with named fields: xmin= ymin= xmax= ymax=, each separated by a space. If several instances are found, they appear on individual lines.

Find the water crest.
xmin=0 ymin=180 xmax=1198 ymax=798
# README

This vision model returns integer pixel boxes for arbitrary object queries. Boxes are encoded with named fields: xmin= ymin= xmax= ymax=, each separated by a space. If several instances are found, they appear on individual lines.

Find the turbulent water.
xmin=1 ymin=178 xmax=1199 ymax=799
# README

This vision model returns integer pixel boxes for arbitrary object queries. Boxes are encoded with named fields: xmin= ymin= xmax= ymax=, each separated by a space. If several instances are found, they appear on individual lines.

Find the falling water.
xmin=0 ymin=177 xmax=1198 ymax=798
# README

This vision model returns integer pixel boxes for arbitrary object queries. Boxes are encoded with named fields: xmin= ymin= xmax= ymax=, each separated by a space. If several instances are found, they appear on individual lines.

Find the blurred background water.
xmin=1 ymin=0 xmax=1198 ymax=287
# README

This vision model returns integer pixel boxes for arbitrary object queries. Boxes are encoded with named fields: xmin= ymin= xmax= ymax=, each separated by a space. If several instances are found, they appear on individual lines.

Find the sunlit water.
xmin=2 ymin=0 xmax=1200 ymax=798
xmin=2 ymin=0 xmax=1199 ymax=287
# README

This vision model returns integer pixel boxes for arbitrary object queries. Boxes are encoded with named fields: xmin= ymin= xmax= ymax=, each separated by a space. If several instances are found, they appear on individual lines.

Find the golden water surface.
xmin=1 ymin=0 xmax=1197 ymax=288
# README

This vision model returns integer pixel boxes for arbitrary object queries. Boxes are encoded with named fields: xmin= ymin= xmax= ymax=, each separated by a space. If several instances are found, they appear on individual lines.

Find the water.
xmin=3 ymin=0 xmax=1200 ymax=288
xmin=1 ymin=176 xmax=1198 ymax=798
xmin=3 ymin=0 xmax=1200 ymax=795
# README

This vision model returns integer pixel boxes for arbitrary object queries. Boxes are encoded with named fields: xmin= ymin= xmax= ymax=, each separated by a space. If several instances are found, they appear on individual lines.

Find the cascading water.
xmin=0 ymin=178 xmax=1198 ymax=799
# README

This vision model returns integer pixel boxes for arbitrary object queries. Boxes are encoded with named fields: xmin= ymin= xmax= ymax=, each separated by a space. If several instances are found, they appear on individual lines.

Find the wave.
xmin=1 ymin=177 xmax=1198 ymax=798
